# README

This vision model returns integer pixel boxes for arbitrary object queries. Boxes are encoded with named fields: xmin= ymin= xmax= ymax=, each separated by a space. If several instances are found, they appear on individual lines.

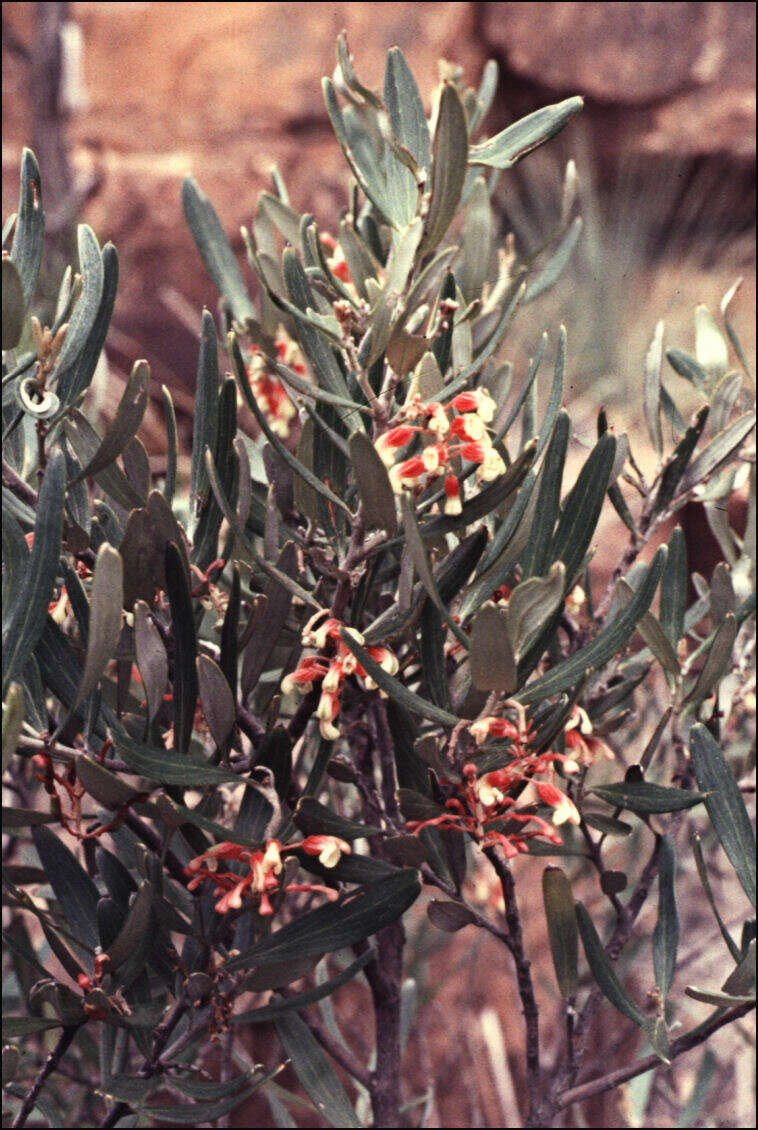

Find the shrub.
xmin=2 ymin=33 xmax=755 ymax=1129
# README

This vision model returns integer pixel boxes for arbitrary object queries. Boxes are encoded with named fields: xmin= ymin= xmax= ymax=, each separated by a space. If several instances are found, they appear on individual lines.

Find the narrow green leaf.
xmin=3 ymin=450 xmax=65 ymax=695
xmin=683 ymin=613 xmax=737 ymax=707
xmin=550 ymin=432 xmax=616 ymax=585
xmin=522 ymin=410 xmax=569 ymax=579
xmin=107 ymin=881 xmax=152 ymax=970
xmin=76 ymin=756 xmax=141 ymax=808
xmin=427 ymin=900 xmax=477 ymax=932
xmin=652 ymin=406 xmax=709 ymax=515
xmin=542 ymin=867 xmax=578 ymax=1000
xmin=69 ymin=546 xmax=123 ymax=715
xmin=652 ymin=835 xmax=678 ymax=1000
xmin=401 ymin=495 xmax=468 ymax=648
xmin=421 ymin=83 xmax=468 ymax=255
xmin=145 ymin=1084 xmax=265 ymax=1125
xmin=690 ymin=832 xmax=741 ymax=962
xmin=690 ymin=724 xmax=756 ymax=908
xmin=660 ymin=526 xmax=687 ymax=646
xmin=339 ymin=629 xmax=459 ymax=726
xmin=56 ymin=243 xmax=119 ymax=411
xmin=3 ymin=1017 xmax=62 ymax=1039
xmin=51 ymin=225 xmax=104 ymax=378
xmin=524 ymin=217 xmax=582 ymax=303
xmin=576 ymin=901 xmax=658 ymax=1039
xmin=165 ymin=542 xmax=199 ymax=755
xmin=241 ymin=540 xmax=298 ymax=697
xmin=385 ymin=47 xmax=431 ymax=171
xmin=274 ymin=1012 xmax=361 ymax=1128
xmin=111 ymin=731 xmax=252 ymax=788
xmin=71 ymin=360 xmax=149 ymax=483
xmin=293 ymin=797 xmax=379 ymax=841
xmin=677 ymin=412 xmax=755 ymax=496
xmin=591 ymin=782 xmax=706 ymax=814
xmin=517 ymin=547 xmax=666 ymax=705
xmin=9 ymin=148 xmax=44 ymax=307
xmin=182 ymin=176 xmax=255 ymax=324
xmin=666 ymin=348 xmax=708 ymax=391
xmin=226 ymin=869 xmax=421 ymax=971
xmin=469 ymin=96 xmax=583 ymax=169
xmin=190 ymin=309 xmax=219 ymax=510
xmin=64 ymin=409 xmax=144 ymax=512
xmin=617 ymin=578 xmax=680 ymax=676
xmin=233 ymin=951 xmax=373 ymax=1024
xmin=32 ymin=825 xmax=100 ymax=951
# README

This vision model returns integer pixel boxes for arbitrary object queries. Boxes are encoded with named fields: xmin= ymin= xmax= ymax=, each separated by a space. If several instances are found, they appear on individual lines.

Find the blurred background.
xmin=2 ymin=5 xmax=755 ymax=1127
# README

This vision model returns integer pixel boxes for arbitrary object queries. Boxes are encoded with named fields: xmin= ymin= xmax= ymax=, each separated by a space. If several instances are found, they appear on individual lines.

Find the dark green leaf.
xmin=385 ymin=47 xmax=431 ymax=171
xmin=660 ymin=526 xmax=687 ymax=646
xmin=678 ymin=412 xmax=755 ymax=496
xmin=3 ymin=450 xmax=65 ymax=695
xmin=2 ymin=1017 xmax=62 ymax=1038
xmin=107 ymin=881 xmax=152 ymax=970
xmin=165 ymin=542 xmax=199 ymax=756
xmin=197 ymin=653 xmax=236 ymax=749
xmin=182 ymin=176 xmax=255 ymax=324
xmin=51 ymin=225 xmax=104 ymax=378
xmin=617 ymin=578 xmax=680 ymax=677
xmin=56 ymin=243 xmax=119 ymax=411
xmin=690 ymin=723 xmax=756 ymax=908
xmin=274 ymin=1012 xmax=361 ymax=1128
xmin=521 ymin=410 xmax=569 ymax=580
xmin=64 ymin=409 xmax=144 ymax=512
xmin=69 ymin=545 xmax=123 ymax=714
xmin=32 ymin=824 xmax=100 ymax=951
xmin=242 ymin=541 xmax=298 ymax=697
xmin=339 ymin=629 xmax=459 ymax=727
xmin=70 ymin=360 xmax=149 ymax=483
xmin=549 ymin=432 xmax=616 ymax=585
xmin=401 ymin=495 xmax=467 ymax=648
xmin=690 ymin=831 xmax=741 ymax=962
xmin=652 ymin=835 xmax=678 ymax=1000
xmin=190 ymin=309 xmax=219 ymax=510
xmin=111 ymin=732 xmax=246 ymax=788
xmin=133 ymin=600 xmax=168 ymax=723
xmin=421 ymin=83 xmax=468 ymax=255
xmin=426 ymin=899 xmax=477 ymax=932
xmin=226 ymin=869 xmax=421 ymax=971
xmin=542 ymin=867 xmax=578 ymax=1000
xmin=9 ymin=148 xmax=44 ymax=307
xmin=683 ymin=613 xmax=737 ymax=707
xmin=652 ymin=406 xmax=709 ymax=515
xmin=591 ymin=782 xmax=706 ymax=814
xmin=517 ymin=547 xmax=667 ymax=705
xmin=233 ymin=951 xmax=373 ymax=1024
xmin=76 ymin=756 xmax=142 ymax=807
xmin=293 ymin=797 xmax=379 ymax=841
xmin=524 ymin=217 xmax=582 ymax=304
xmin=666 ymin=348 xmax=707 ymax=391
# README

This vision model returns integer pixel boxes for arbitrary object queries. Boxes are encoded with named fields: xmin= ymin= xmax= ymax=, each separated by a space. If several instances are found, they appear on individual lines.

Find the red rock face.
xmin=2 ymin=3 xmax=754 ymax=429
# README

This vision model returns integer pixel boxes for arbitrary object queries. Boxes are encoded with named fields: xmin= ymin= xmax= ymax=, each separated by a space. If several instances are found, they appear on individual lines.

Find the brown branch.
xmin=485 ymin=848 xmax=542 ymax=1127
xmin=12 ymin=1024 xmax=82 ymax=1128
xmin=557 ymin=1002 xmax=756 ymax=1110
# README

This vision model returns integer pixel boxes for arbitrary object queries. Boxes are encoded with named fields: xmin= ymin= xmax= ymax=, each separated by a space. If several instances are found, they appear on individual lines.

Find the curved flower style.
xmin=185 ymin=834 xmax=351 ymax=916
xmin=377 ymin=387 xmax=505 ymax=512
xmin=282 ymin=611 xmax=399 ymax=740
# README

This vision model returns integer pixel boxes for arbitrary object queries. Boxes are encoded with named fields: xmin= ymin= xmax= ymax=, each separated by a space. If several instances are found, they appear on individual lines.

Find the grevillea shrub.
xmin=2 ymin=34 xmax=755 ymax=1130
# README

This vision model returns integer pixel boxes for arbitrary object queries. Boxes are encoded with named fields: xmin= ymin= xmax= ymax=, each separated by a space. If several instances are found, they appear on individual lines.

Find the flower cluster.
xmin=246 ymin=332 xmax=302 ymax=438
xmin=185 ymin=834 xmax=351 ymax=916
xmin=406 ymin=713 xmax=583 ymax=858
xmin=375 ymin=388 xmax=506 ymax=513
xmin=282 ymin=611 xmax=399 ymax=740
xmin=563 ymin=705 xmax=614 ymax=765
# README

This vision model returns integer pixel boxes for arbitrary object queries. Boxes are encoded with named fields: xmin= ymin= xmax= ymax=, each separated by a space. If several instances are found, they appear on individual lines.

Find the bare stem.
xmin=12 ymin=1024 xmax=81 ymax=1128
